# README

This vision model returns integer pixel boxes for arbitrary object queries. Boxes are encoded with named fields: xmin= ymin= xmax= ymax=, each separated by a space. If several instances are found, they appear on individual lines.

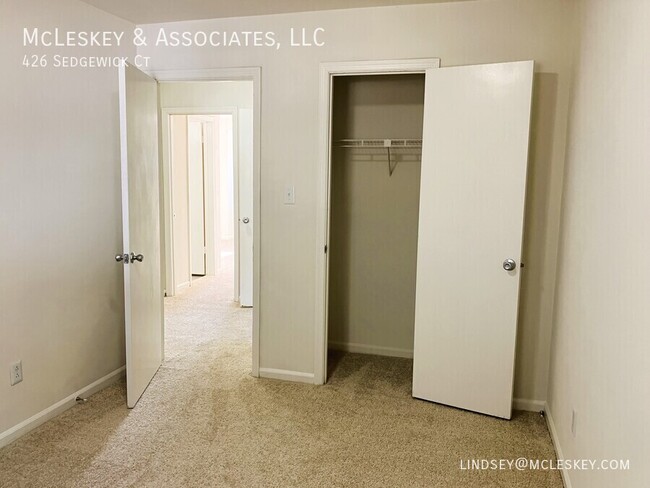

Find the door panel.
xmin=188 ymin=118 xmax=206 ymax=276
xmin=238 ymin=109 xmax=253 ymax=307
xmin=171 ymin=115 xmax=191 ymax=291
xmin=412 ymin=61 xmax=534 ymax=419
xmin=118 ymin=64 xmax=163 ymax=409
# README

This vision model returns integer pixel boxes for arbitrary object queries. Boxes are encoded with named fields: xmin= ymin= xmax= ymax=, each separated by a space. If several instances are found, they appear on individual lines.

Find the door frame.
xmin=151 ymin=67 xmax=261 ymax=378
xmin=314 ymin=58 xmax=440 ymax=385
xmin=162 ymin=108 xmax=239 ymax=295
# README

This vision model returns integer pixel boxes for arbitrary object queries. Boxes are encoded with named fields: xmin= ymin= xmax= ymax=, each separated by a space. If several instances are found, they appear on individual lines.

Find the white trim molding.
xmin=314 ymin=58 xmax=441 ymax=385
xmin=329 ymin=341 xmax=413 ymax=359
xmin=544 ymin=402 xmax=573 ymax=488
xmin=176 ymin=280 xmax=191 ymax=293
xmin=259 ymin=368 xmax=315 ymax=384
xmin=0 ymin=366 xmax=125 ymax=448
xmin=512 ymin=398 xmax=546 ymax=412
xmin=150 ymin=67 xmax=261 ymax=378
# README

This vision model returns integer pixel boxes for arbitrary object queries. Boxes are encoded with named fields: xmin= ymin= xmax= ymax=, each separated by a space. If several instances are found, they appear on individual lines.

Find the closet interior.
xmin=327 ymin=74 xmax=425 ymax=375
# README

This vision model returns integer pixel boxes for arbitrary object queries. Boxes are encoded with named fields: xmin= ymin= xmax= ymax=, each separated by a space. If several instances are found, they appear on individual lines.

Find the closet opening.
xmin=326 ymin=73 xmax=425 ymax=382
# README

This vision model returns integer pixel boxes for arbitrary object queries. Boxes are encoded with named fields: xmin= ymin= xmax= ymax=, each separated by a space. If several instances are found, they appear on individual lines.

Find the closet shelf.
xmin=336 ymin=138 xmax=422 ymax=148
xmin=335 ymin=139 xmax=422 ymax=177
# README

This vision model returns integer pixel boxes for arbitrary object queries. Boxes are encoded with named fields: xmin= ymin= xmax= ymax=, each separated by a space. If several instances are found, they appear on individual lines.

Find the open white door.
xmin=412 ymin=61 xmax=534 ymax=419
xmin=238 ymin=109 xmax=253 ymax=307
xmin=118 ymin=64 xmax=163 ymax=409
xmin=188 ymin=118 xmax=206 ymax=276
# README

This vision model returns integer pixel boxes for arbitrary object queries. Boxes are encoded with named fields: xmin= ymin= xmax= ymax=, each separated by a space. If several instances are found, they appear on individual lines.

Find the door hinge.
xmin=324 ymin=245 xmax=328 ymax=254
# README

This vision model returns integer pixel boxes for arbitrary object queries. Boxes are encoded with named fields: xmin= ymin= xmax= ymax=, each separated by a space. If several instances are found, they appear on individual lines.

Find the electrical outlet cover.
xmin=10 ymin=360 xmax=23 ymax=386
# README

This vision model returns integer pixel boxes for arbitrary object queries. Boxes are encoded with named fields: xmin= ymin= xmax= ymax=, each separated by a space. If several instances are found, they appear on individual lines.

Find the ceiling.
xmin=80 ymin=0 xmax=470 ymax=25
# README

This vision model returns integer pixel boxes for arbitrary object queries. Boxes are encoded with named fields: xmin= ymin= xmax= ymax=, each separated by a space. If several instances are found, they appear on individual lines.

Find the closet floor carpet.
xmin=0 ymin=259 xmax=562 ymax=488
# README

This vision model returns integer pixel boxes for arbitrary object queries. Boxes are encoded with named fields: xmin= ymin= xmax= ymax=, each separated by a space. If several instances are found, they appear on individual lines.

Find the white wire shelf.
xmin=336 ymin=138 xmax=422 ymax=148
xmin=335 ymin=139 xmax=422 ymax=176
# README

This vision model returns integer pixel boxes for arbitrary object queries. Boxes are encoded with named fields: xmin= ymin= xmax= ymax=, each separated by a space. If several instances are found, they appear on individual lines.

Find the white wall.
xmin=140 ymin=0 xmax=576 ymax=401
xmin=0 ymin=0 xmax=134 ymax=436
xmin=328 ymin=75 xmax=424 ymax=357
xmin=159 ymin=82 xmax=253 ymax=110
xmin=546 ymin=1 xmax=650 ymax=486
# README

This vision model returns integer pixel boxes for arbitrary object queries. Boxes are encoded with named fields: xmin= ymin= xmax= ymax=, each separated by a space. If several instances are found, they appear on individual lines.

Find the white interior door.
xmin=170 ymin=115 xmax=191 ymax=292
xmin=202 ymin=119 xmax=219 ymax=275
xmin=412 ymin=61 xmax=534 ymax=419
xmin=118 ymin=64 xmax=163 ymax=409
xmin=238 ymin=109 xmax=253 ymax=307
xmin=188 ymin=118 xmax=206 ymax=276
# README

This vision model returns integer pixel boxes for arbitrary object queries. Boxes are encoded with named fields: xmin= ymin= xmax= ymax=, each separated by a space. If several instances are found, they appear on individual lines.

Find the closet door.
xmin=412 ymin=61 xmax=534 ymax=419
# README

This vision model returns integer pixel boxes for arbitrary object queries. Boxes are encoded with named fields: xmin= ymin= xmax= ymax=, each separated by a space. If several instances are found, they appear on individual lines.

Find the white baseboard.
xmin=328 ymin=341 xmax=413 ymax=359
xmin=259 ymin=368 xmax=315 ymax=384
xmin=544 ymin=402 xmax=572 ymax=488
xmin=0 ymin=366 xmax=125 ymax=448
xmin=176 ymin=281 xmax=190 ymax=292
xmin=513 ymin=397 xmax=546 ymax=412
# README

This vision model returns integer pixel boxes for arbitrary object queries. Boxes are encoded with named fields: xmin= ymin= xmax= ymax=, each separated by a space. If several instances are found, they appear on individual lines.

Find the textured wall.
xmin=0 ymin=0 xmax=134 ymax=434
xmin=547 ymin=0 xmax=650 ymax=486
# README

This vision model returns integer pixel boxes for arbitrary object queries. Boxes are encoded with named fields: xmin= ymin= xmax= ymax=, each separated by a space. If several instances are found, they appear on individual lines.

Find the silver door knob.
xmin=130 ymin=252 xmax=144 ymax=263
xmin=115 ymin=253 xmax=129 ymax=263
xmin=242 ymin=218 xmax=250 ymax=224
xmin=503 ymin=259 xmax=516 ymax=271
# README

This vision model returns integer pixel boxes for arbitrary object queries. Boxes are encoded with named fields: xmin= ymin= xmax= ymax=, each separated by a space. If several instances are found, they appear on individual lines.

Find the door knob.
xmin=242 ymin=217 xmax=250 ymax=224
xmin=115 ymin=253 xmax=129 ymax=263
xmin=130 ymin=252 xmax=144 ymax=263
xmin=503 ymin=259 xmax=516 ymax=271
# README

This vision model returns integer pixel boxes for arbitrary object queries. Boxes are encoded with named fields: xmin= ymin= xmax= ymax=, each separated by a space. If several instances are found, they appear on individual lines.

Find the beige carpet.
xmin=0 ymin=258 xmax=563 ymax=487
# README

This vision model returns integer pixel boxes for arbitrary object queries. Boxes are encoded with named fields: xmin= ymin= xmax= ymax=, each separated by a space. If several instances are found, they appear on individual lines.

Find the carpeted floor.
xmin=0 ymin=258 xmax=563 ymax=487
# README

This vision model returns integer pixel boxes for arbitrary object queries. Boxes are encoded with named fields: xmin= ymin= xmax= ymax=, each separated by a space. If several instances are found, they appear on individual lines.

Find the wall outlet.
xmin=10 ymin=360 xmax=23 ymax=386
xmin=571 ymin=409 xmax=577 ymax=437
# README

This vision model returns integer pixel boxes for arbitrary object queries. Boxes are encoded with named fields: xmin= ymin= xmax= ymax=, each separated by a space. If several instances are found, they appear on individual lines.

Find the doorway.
xmin=160 ymin=83 xmax=255 ymax=309
xmin=327 ymin=73 xmax=425 ymax=361
xmin=158 ymin=79 xmax=257 ymax=372
xmin=117 ymin=67 xmax=261 ymax=409
xmin=167 ymin=113 xmax=236 ymax=289
xmin=314 ymin=59 xmax=440 ymax=387
xmin=315 ymin=59 xmax=534 ymax=419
